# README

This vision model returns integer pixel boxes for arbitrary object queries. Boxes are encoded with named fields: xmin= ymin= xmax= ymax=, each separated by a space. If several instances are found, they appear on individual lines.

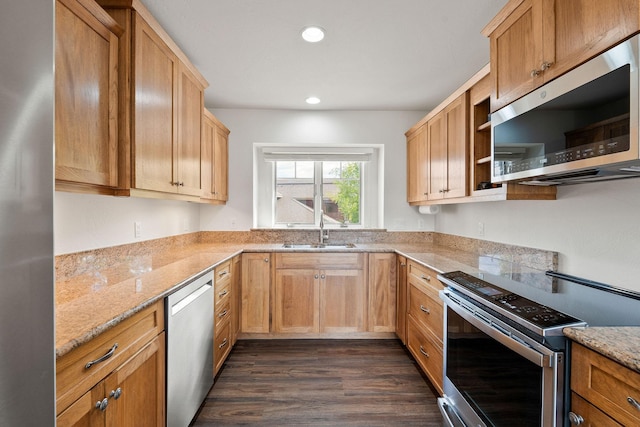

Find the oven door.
xmin=439 ymin=290 xmax=565 ymax=427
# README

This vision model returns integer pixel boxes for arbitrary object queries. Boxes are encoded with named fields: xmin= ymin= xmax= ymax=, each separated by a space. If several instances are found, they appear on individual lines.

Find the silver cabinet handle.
xmin=421 ymin=275 xmax=431 ymax=282
xmin=568 ymin=412 xmax=583 ymax=425
xmin=218 ymin=309 xmax=228 ymax=318
xmin=400 ymin=262 xmax=406 ymax=267
xmin=218 ymin=289 xmax=229 ymax=298
xmin=419 ymin=346 xmax=429 ymax=358
xmin=110 ymin=387 xmax=122 ymax=400
xmin=419 ymin=305 xmax=430 ymax=314
xmin=219 ymin=338 xmax=228 ymax=349
xmin=627 ymin=396 xmax=640 ymax=411
xmin=95 ymin=398 xmax=108 ymax=411
xmin=85 ymin=343 xmax=118 ymax=369
xmin=218 ymin=270 xmax=228 ymax=278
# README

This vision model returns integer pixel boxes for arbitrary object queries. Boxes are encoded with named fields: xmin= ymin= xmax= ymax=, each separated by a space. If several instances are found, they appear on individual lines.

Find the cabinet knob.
xmin=530 ymin=69 xmax=541 ymax=78
xmin=264 ymin=258 xmax=269 ymax=263
xmin=540 ymin=61 xmax=553 ymax=71
xmin=95 ymin=398 xmax=108 ymax=411
xmin=314 ymin=274 xmax=319 ymax=279
xmin=321 ymin=274 xmax=326 ymax=279
xmin=568 ymin=411 xmax=583 ymax=425
xmin=109 ymin=387 xmax=122 ymax=400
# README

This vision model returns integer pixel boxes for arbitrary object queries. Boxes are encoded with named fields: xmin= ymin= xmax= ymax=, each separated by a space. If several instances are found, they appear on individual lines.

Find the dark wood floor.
xmin=192 ymin=339 xmax=442 ymax=426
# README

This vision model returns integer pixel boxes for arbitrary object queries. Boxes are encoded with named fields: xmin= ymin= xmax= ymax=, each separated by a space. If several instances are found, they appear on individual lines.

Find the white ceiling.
xmin=144 ymin=0 xmax=508 ymax=111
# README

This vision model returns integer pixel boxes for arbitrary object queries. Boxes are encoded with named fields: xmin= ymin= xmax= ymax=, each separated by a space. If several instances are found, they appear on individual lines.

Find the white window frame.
xmin=253 ymin=143 xmax=384 ymax=229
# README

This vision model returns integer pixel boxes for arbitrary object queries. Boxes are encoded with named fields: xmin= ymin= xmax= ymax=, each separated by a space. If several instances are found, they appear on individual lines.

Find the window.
xmin=275 ymin=161 xmax=362 ymax=226
xmin=254 ymin=144 xmax=383 ymax=229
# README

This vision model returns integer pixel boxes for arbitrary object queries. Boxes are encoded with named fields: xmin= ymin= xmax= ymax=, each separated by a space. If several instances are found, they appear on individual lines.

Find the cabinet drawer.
xmin=215 ymin=298 xmax=231 ymax=329
xmin=571 ymin=392 xmax=623 ymax=427
xmin=407 ymin=261 xmax=443 ymax=297
xmin=214 ymin=318 xmax=231 ymax=374
xmin=407 ymin=282 xmax=443 ymax=343
xmin=215 ymin=275 xmax=231 ymax=309
xmin=56 ymin=301 xmax=164 ymax=414
xmin=215 ymin=260 xmax=231 ymax=286
xmin=276 ymin=252 xmax=364 ymax=270
xmin=572 ymin=343 xmax=640 ymax=426
xmin=407 ymin=317 xmax=443 ymax=395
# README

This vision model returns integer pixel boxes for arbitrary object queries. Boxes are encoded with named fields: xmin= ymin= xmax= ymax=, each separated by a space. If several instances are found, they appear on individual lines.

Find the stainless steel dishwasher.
xmin=166 ymin=271 xmax=214 ymax=427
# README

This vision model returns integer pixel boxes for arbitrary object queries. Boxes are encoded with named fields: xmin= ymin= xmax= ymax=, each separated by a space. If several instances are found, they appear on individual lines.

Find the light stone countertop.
xmin=55 ymin=240 xmax=554 ymax=358
xmin=564 ymin=326 xmax=640 ymax=373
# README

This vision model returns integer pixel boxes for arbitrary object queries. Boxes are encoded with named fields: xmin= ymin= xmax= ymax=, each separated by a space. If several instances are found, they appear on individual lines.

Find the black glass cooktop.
xmin=439 ymin=271 xmax=586 ymax=333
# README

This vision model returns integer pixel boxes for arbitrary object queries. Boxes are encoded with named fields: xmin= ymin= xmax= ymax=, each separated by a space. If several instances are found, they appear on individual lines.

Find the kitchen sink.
xmin=282 ymin=243 xmax=357 ymax=249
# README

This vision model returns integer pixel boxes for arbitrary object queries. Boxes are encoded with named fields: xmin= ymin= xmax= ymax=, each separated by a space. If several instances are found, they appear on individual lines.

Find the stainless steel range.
xmin=437 ymin=271 xmax=587 ymax=427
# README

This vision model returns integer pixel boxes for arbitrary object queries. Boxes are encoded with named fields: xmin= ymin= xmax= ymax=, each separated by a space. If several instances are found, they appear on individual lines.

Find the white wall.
xmin=54 ymin=192 xmax=200 ymax=254
xmin=436 ymin=178 xmax=640 ymax=292
xmin=199 ymin=108 xmax=431 ymax=231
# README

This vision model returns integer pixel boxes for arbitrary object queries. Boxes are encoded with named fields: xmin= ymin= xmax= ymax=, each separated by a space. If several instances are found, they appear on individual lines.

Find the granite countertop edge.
xmin=563 ymin=326 xmax=640 ymax=373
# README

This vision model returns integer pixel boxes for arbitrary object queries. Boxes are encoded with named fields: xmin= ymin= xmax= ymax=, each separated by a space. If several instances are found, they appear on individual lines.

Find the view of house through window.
xmin=275 ymin=161 xmax=362 ymax=226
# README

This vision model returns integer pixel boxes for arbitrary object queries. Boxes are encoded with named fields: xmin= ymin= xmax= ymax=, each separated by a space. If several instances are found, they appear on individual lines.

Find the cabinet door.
xmin=427 ymin=110 xmax=447 ymax=199
xmin=105 ymin=333 xmax=165 ymax=427
xmin=406 ymin=126 xmax=428 ymax=203
xmin=133 ymin=14 xmax=177 ymax=193
xmin=542 ymin=0 xmax=640 ymax=82
xmin=274 ymin=269 xmax=320 ymax=333
xmin=488 ymin=0 xmax=544 ymax=112
xmin=57 ymin=382 xmax=106 ymax=427
xmin=176 ymin=62 xmax=203 ymax=196
xmin=570 ymin=393 xmax=623 ymax=427
xmin=396 ymin=255 xmax=407 ymax=344
xmin=444 ymin=92 xmax=468 ymax=199
xmin=55 ymin=0 xmax=119 ymax=189
xmin=213 ymin=125 xmax=229 ymax=201
xmin=241 ymin=253 xmax=271 ymax=333
xmin=368 ymin=253 xmax=396 ymax=333
xmin=320 ymin=269 xmax=366 ymax=333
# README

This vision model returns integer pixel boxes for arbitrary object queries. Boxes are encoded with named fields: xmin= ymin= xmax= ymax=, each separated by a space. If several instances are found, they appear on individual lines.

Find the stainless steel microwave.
xmin=491 ymin=34 xmax=640 ymax=185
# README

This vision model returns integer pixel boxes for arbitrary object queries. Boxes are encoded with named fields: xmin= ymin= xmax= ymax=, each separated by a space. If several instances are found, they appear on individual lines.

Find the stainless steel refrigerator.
xmin=0 ymin=1 xmax=55 ymax=425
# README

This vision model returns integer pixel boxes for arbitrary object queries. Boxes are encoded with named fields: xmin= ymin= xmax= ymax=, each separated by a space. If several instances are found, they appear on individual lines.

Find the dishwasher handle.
xmin=170 ymin=281 xmax=213 ymax=316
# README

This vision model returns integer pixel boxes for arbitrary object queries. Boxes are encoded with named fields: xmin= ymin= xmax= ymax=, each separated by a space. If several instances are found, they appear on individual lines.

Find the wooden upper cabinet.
xmin=133 ymin=14 xmax=177 ymax=194
xmin=201 ymin=109 xmax=230 ymax=203
xmin=428 ymin=92 xmax=469 ymax=200
xmin=55 ymin=0 xmax=122 ymax=193
xmin=484 ymin=0 xmax=640 ymax=112
xmin=98 ymin=0 xmax=209 ymax=201
xmin=406 ymin=125 xmax=429 ymax=203
xmin=176 ymin=62 xmax=204 ymax=196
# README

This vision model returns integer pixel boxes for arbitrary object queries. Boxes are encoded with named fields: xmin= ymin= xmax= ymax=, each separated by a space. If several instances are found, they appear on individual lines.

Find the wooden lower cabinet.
xmin=214 ymin=259 xmax=233 ymax=375
xmin=404 ymin=260 xmax=445 ymax=394
xmin=273 ymin=253 xmax=367 ymax=335
xmin=570 ymin=343 xmax=640 ymax=426
xmin=230 ymin=255 xmax=241 ymax=345
xmin=368 ymin=253 xmax=397 ymax=333
xmin=241 ymin=253 xmax=272 ymax=333
xmin=56 ymin=302 xmax=165 ymax=426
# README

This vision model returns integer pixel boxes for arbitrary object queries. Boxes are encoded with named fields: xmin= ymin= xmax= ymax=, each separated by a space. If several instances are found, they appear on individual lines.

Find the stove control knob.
xmin=568 ymin=411 xmax=584 ymax=425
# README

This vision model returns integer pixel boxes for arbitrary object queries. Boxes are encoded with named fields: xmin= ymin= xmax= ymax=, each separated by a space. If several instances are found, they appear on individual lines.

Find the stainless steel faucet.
xmin=319 ymin=210 xmax=329 ymax=243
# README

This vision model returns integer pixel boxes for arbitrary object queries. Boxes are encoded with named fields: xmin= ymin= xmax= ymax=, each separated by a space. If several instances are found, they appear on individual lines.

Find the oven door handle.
xmin=443 ymin=292 xmax=551 ymax=368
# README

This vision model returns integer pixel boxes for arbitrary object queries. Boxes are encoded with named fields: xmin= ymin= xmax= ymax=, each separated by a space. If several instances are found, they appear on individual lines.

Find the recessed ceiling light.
xmin=306 ymin=96 xmax=321 ymax=105
xmin=301 ymin=26 xmax=325 ymax=43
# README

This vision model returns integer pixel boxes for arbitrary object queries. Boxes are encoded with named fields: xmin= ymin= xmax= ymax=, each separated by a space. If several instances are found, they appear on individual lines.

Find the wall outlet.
xmin=134 ymin=221 xmax=142 ymax=238
xmin=477 ymin=221 xmax=485 ymax=237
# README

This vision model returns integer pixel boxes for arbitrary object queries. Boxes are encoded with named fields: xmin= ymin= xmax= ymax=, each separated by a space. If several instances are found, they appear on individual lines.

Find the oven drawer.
xmin=571 ymin=343 xmax=640 ymax=426
xmin=407 ymin=261 xmax=443 ymax=300
xmin=407 ymin=282 xmax=443 ymax=343
xmin=407 ymin=316 xmax=443 ymax=395
xmin=571 ymin=392 xmax=623 ymax=426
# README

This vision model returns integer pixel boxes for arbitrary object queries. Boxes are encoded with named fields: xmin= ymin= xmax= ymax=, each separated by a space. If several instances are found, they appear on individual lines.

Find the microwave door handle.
xmin=443 ymin=295 xmax=551 ymax=368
